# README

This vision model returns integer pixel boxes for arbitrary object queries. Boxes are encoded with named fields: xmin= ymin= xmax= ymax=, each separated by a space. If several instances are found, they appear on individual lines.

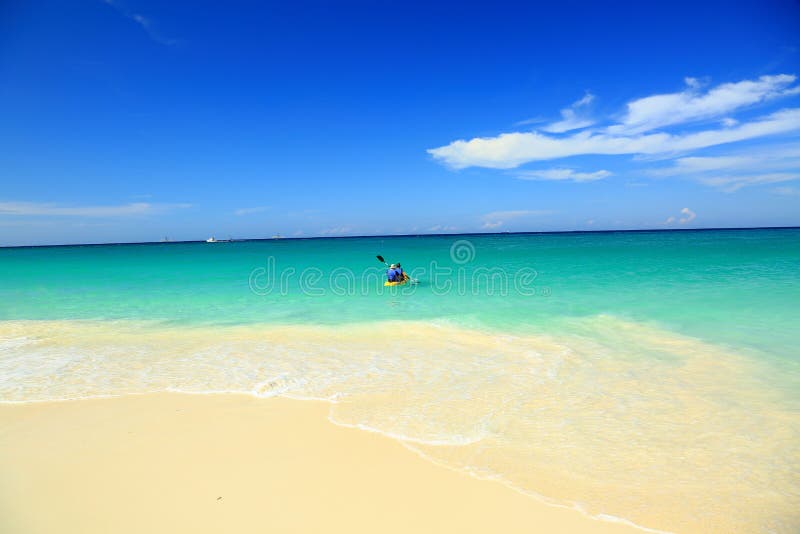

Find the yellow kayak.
xmin=384 ymin=273 xmax=410 ymax=286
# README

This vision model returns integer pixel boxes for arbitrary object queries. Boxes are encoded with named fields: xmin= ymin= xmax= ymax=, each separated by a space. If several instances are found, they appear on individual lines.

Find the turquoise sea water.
xmin=3 ymin=229 xmax=799 ymax=353
xmin=1 ymin=229 xmax=799 ymax=532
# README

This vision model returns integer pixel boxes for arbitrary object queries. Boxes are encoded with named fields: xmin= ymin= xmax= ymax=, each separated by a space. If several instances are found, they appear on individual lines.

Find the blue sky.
xmin=1 ymin=0 xmax=799 ymax=245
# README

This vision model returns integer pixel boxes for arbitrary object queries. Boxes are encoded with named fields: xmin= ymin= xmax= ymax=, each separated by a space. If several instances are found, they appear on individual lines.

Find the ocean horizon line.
xmin=2 ymin=224 xmax=800 ymax=250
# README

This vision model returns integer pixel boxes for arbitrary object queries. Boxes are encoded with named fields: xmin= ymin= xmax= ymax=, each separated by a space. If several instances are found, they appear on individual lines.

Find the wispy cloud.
xmin=234 ymin=206 xmax=269 ymax=216
xmin=103 ymin=0 xmax=177 ymax=45
xmin=514 ymin=117 xmax=546 ymax=127
xmin=650 ymin=144 xmax=800 ymax=175
xmin=772 ymin=185 xmax=800 ymax=196
xmin=648 ymin=144 xmax=800 ymax=192
xmin=649 ymin=155 xmax=757 ymax=175
xmin=428 ymin=107 xmax=800 ymax=169
xmin=481 ymin=209 xmax=553 ymax=229
xmin=609 ymin=74 xmax=799 ymax=134
xmin=428 ymin=225 xmax=458 ymax=232
xmin=697 ymin=173 xmax=800 ymax=193
xmin=516 ymin=168 xmax=611 ymax=182
xmin=428 ymin=74 xmax=800 ymax=170
xmin=319 ymin=226 xmax=353 ymax=236
xmin=541 ymin=92 xmax=595 ymax=133
xmin=0 ymin=201 xmax=190 ymax=217
xmin=287 ymin=209 xmax=321 ymax=217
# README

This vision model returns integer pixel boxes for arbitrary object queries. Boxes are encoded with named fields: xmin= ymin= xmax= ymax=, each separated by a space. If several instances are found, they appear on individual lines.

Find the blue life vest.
xmin=387 ymin=268 xmax=397 ymax=282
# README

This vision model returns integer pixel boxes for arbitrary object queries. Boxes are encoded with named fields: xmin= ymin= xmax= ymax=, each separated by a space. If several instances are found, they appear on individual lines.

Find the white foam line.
xmin=0 ymin=387 xmax=341 ymax=405
xmin=326 ymin=415 xmax=487 ymax=447
xmin=398 ymin=443 xmax=674 ymax=534
xmin=0 ymin=392 xmax=137 ymax=405
xmin=165 ymin=387 xmax=340 ymax=404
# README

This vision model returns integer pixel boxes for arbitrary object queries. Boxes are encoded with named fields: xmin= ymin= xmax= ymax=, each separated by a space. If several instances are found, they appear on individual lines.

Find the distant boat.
xmin=161 ymin=236 xmax=171 ymax=242
xmin=271 ymin=233 xmax=283 ymax=239
xmin=206 ymin=236 xmax=231 ymax=243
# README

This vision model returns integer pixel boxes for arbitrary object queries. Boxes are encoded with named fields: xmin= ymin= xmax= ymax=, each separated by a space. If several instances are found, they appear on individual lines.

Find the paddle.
xmin=376 ymin=255 xmax=388 ymax=266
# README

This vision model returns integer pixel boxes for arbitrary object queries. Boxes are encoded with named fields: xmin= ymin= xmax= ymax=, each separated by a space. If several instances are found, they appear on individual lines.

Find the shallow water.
xmin=1 ymin=229 xmax=799 ymax=531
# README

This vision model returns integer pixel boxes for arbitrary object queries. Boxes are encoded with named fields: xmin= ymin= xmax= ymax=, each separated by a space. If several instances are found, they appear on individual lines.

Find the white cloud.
xmin=684 ymin=77 xmax=702 ymax=89
xmin=541 ymin=92 xmax=595 ymax=133
xmin=516 ymin=168 xmax=612 ymax=182
xmin=428 ymin=225 xmax=458 ymax=232
xmin=428 ymin=107 xmax=800 ymax=169
xmin=664 ymin=208 xmax=697 ymax=225
xmin=679 ymin=207 xmax=696 ymax=223
xmin=234 ymin=206 xmax=269 ymax=216
xmin=609 ymin=74 xmax=799 ymax=134
xmin=481 ymin=209 xmax=553 ymax=229
xmin=430 ymin=75 xmax=800 ymax=171
xmin=0 ymin=201 xmax=190 ymax=217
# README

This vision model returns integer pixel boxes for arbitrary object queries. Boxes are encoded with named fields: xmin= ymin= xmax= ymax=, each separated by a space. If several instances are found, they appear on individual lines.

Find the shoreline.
xmin=0 ymin=393 xmax=639 ymax=534
xmin=2 ymin=317 xmax=796 ymax=531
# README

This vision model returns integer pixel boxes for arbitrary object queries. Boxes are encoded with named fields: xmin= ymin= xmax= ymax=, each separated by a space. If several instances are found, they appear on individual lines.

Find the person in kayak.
xmin=395 ymin=263 xmax=404 ymax=279
xmin=387 ymin=264 xmax=399 ymax=282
